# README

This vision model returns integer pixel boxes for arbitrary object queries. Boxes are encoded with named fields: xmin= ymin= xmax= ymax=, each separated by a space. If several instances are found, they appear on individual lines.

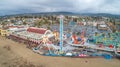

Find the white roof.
xmin=100 ymin=24 xmax=107 ymax=27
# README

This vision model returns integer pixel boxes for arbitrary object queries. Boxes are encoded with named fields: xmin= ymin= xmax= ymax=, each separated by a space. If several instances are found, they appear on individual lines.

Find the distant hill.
xmin=80 ymin=13 xmax=120 ymax=18
xmin=17 ymin=12 xmax=79 ymax=16
xmin=1 ymin=12 xmax=120 ymax=18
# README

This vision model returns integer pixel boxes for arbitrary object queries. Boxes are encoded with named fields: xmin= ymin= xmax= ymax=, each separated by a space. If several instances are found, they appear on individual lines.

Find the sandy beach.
xmin=0 ymin=36 xmax=120 ymax=67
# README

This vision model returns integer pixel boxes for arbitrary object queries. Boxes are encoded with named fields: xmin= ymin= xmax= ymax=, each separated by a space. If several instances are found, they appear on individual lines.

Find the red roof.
xmin=27 ymin=27 xmax=47 ymax=34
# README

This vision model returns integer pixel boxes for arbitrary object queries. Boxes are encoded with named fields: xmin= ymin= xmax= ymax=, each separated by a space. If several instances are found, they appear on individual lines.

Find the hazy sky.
xmin=0 ymin=0 xmax=120 ymax=15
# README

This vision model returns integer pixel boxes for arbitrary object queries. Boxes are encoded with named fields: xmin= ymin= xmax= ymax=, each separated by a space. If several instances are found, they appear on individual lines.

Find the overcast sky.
xmin=0 ymin=0 xmax=120 ymax=15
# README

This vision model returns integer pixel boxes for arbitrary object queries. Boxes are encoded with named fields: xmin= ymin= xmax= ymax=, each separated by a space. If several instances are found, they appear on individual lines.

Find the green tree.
xmin=1 ymin=22 xmax=6 ymax=28
xmin=23 ymin=22 xmax=27 ymax=25
xmin=37 ymin=20 xmax=44 ymax=27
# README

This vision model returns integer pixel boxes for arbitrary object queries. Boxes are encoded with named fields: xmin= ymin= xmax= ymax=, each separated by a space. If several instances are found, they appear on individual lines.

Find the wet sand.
xmin=0 ymin=36 xmax=120 ymax=67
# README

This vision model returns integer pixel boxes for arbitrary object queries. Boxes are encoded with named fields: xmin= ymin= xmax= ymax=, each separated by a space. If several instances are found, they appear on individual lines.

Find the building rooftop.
xmin=27 ymin=27 xmax=47 ymax=34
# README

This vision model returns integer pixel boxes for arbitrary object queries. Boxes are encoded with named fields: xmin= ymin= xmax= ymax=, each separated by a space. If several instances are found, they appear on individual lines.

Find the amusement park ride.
xmin=28 ymin=15 xmax=120 ymax=58
xmin=3 ymin=14 xmax=120 ymax=59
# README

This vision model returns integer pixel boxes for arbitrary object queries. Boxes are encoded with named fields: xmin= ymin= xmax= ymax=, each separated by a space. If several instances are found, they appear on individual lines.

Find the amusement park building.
xmin=0 ymin=29 xmax=8 ymax=36
xmin=8 ymin=27 xmax=54 ymax=45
